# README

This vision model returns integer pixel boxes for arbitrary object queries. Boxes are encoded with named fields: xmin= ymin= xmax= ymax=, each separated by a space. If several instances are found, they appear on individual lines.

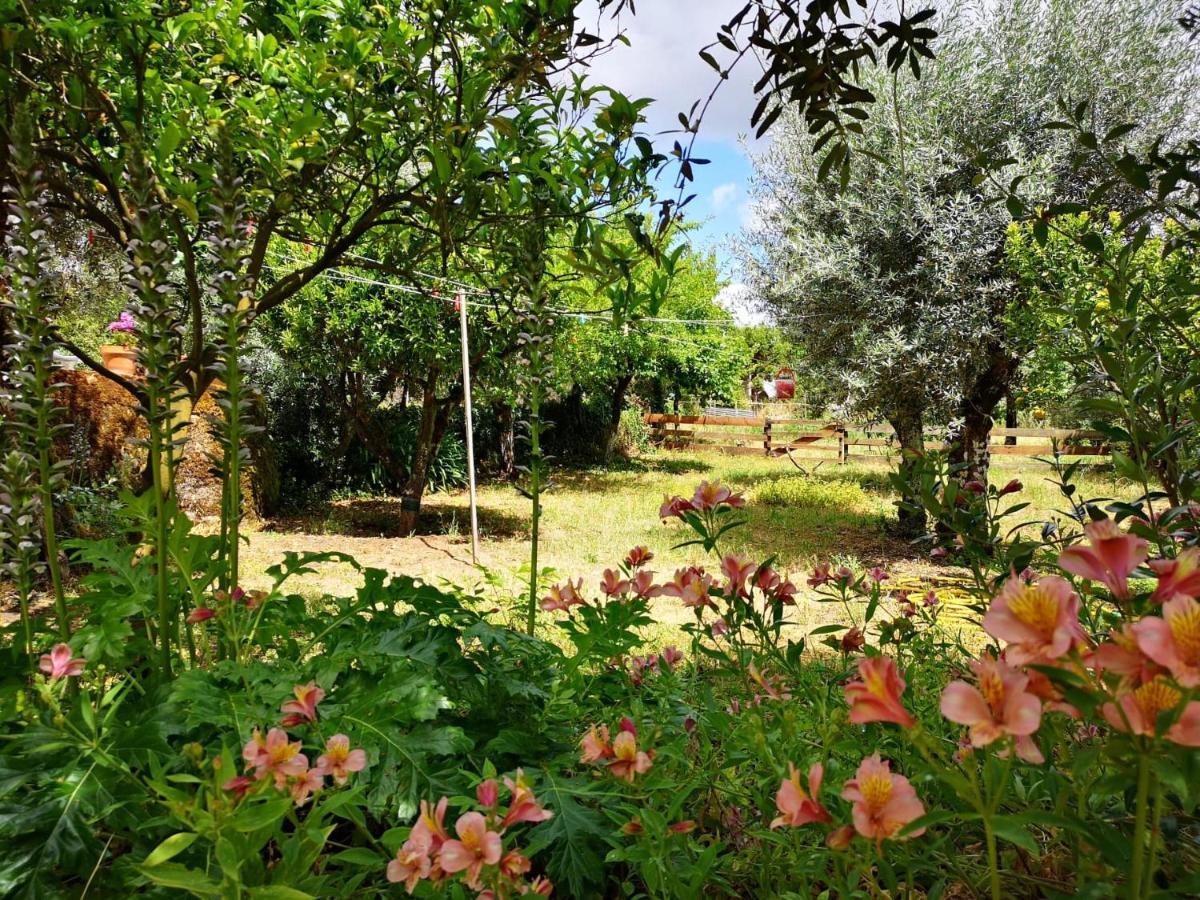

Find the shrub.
xmin=752 ymin=475 xmax=869 ymax=510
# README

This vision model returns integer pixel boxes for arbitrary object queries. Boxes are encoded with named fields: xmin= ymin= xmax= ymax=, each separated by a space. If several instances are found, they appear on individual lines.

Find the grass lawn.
xmin=239 ymin=449 xmax=1130 ymax=646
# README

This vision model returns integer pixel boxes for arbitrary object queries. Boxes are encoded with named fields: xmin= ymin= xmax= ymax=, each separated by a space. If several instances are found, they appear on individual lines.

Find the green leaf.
xmin=143 ymin=832 xmax=200 ymax=867
xmin=157 ymin=122 xmax=183 ymax=160
xmin=808 ymin=624 xmax=847 ymax=636
xmin=135 ymin=862 xmax=221 ymax=897
xmin=527 ymin=773 xmax=610 ymax=897
xmin=990 ymin=816 xmax=1039 ymax=856
xmin=330 ymin=847 xmax=384 ymax=867
xmin=248 ymin=887 xmax=315 ymax=900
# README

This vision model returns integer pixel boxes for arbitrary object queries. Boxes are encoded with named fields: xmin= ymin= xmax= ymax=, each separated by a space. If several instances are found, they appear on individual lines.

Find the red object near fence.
xmin=774 ymin=368 xmax=796 ymax=400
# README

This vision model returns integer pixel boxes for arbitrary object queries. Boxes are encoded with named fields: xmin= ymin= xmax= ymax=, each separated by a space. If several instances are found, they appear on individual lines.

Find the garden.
xmin=2 ymin=0 xmax=1200 ymax=897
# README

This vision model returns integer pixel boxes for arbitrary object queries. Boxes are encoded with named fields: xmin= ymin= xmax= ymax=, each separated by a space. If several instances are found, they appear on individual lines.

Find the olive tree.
xmin=740 ymin=0 xmax=1197 ymax=533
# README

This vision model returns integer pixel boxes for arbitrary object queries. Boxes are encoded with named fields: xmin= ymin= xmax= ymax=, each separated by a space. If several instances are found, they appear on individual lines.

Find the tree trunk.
xmin=397 ymin=370 xmax=442 ymax=535
xmin=887 ymin=404 xmax=927 ymax=538
xmin=497 ymin=402 xmax=515 ymax=478
xmin=649 ymin=378 xmax=665 ymax=414
xmin=602 ymin=372 xmax=635 ymax=461
xmin=949 ymin=343 xmax=1018 ymax=485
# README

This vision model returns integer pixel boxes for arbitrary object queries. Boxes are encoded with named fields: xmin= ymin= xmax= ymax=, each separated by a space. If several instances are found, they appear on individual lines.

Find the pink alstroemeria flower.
xmin=661 ymin=646 xmax=683 ymax=669
xmin=1058 ymin=519 xmax=1149 ymax=599
xmin=500 ymin=849 xmax=532 ymax=879
xmin=1132 ymin=595 xmax=1200 ymax=687
xmin=981 ymin=575 xmax=1086 ymax=665
xmin=501 ymin=769 xmax=553 ymax=827
xmin=841 ymin=754 xmax=926 ymax=844
xmin=222 ymin=775 xmax=256 ymax=800
xmin=692 ymin=480 xmax=745 ymax=511
xmin=476 ymin=778 xmax=499 ymax=808
xmin=867 ymin=566 xmax=889 ymax=583
xmin=624 ymin=546 xmax=655 ymax=569
xmin=807 ymin=563 xmax=832 ymax=588
xmin=754 ymin=566 xmax=798 ymax=604
xmin=1102 ymin=677 xmax=1200 ymax=747
xmin=439 ymin=812 xmax=502 ymax=890
xmin=580 ymin=724 xmax=613 ymax=763
xmin=599 ymin=568 xmax=631 ymax=598
xmin=243 ymin=727 xmax=308 ymax=788
xmin=748 ymin=661 xmax=792 ymax=701
xmin=280 ymin=681 xmax=325 ymax=726
xmin=720 ymin=553 xmax=756 ymax=599
xmin=387 ymin=828 xmax=432 ymax=892
xmin=629 ymin=569 xmax=661 ymax=600
xmin=388 ymin=797 xmax=449 ymax=890
xmin=186 ymin=607 xmax=215 ymax=624
xmin=659 ymin=494 xmax=694 ymax=520
xmin=540 ymin=578 xmax=585 ymax=612
xmin=289 ymin=762 xmax=326 ymax=807
xmin=1149 ymin=548 xmax=1200 ymax=603
xmin=662 ymin=567 xmax=715 ymax=609
xmin=844 ymin=656 xmax=916 ymax=728
xmin=840 ymin=626 xmax=866 ymax=653
xmin=607 ymin=730 xmax=654 ymax=782
xmin=316 ymin=734 xmax=367 ymax=785
xmin=940 ymin=654 xmax=1043 ymax=763
xmin=1089 ymin=623 xmax=1162 ymax=689
xmin=770 ymin=762 xmax=831 ymax=829
xmin=39 ymin=643 xmax=86 ymax=679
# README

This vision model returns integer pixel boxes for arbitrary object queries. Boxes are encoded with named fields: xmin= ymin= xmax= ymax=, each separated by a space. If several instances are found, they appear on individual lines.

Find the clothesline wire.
xmin=266 ymin=247 xmax=810 ymax=328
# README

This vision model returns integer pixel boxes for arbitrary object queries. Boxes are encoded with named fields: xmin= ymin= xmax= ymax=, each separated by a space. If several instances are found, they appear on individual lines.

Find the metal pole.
xmin=457 ymin=293 xmax=481 ymax=562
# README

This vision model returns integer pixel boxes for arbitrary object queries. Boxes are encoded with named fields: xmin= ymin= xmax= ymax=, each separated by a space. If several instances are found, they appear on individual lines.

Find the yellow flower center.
xmin=1007 ymin=584 xmax=1060 ymax=636
xmin=860 ymin=773 xmax=893 ymax=811
xmin=979 ymin=669 xmax=1005 ymax=711
xmin=1169 ymin=605 xmax=1200 ymax=663
xmin=1134 ymin=678 xmax=1182 ymax=721
xmin=269 ymin=742 xmax=299 ymax=766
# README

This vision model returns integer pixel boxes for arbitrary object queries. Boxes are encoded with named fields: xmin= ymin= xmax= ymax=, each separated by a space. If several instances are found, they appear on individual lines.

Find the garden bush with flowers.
xmin=8 ymin=452 xmax=1200 ymax=896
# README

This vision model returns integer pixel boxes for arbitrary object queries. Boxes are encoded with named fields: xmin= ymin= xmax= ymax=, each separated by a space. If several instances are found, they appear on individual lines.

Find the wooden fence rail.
xmin=643 ymin=414 xmax=1109 ymax=463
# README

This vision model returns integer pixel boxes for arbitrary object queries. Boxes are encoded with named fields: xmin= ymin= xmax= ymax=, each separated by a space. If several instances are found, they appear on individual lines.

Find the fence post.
xmin=764 ymin=417 xmax=772 ymax=456
xmin=839 ymin=424 xmax=849 ymax=465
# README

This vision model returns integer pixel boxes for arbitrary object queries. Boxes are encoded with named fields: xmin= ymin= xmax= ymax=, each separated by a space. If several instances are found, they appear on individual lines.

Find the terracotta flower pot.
xmin=100 ymin=344 xmax=139 ymax=378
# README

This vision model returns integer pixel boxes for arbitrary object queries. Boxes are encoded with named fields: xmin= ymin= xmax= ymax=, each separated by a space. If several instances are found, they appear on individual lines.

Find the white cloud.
xmin=715 ymin=283 xmax=768 ymax=326
xmin=573 ymin=1 xmax=764 ymax=144
xmin=711 ymin=182 xmax=737 ymax=210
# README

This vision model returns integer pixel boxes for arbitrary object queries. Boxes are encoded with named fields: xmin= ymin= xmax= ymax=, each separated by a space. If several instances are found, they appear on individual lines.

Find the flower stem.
xmin=983 ymin=816 xmax=1001 ymax=900
xmin=1142 ymin=771 xmax=1163 ymax=899
xmin=1128 ymin=750 xmax=1151 ymax=899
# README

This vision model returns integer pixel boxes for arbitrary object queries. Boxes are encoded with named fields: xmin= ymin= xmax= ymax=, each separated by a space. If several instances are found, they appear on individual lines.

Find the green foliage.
xmin=751 ymin=476 xmax=868 ymax=510
xmin=1005 ymin=211 xmax=1200 ymax=501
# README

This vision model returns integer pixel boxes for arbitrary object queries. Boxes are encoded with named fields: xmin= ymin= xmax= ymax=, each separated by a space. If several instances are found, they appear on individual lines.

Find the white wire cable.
xmin=267 ymin=247 xmax=807 ymax=328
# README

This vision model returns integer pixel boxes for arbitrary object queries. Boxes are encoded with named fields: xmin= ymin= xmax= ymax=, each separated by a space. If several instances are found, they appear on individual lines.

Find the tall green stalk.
xmin=517 ymin=292 xmax=554 ymax=635
xmin=0 ymin=451 xmax=40 ymax=664
xmin=526 ymin=380 xmax=542 ymax=635
xmin=125 ymin=157 xmax=185 ymax=678
xmin=208 ymin=149 xmax=256 ymax=595
xmin=1 ymin=106 xmax=70 ymax=642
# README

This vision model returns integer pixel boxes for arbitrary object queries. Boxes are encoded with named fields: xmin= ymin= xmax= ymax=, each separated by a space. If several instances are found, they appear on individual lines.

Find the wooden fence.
xmin=644 ymin=414 xmax=1109 ymax=464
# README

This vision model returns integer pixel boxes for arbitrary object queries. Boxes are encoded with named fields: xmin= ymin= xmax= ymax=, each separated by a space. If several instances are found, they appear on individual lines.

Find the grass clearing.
xmin=239 ymin=449 xmax=1132 ymax=646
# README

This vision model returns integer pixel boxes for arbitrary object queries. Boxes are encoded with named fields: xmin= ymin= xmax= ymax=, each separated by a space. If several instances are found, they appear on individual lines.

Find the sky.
xmin=575 ymin=0 xmax=768 ymax=321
